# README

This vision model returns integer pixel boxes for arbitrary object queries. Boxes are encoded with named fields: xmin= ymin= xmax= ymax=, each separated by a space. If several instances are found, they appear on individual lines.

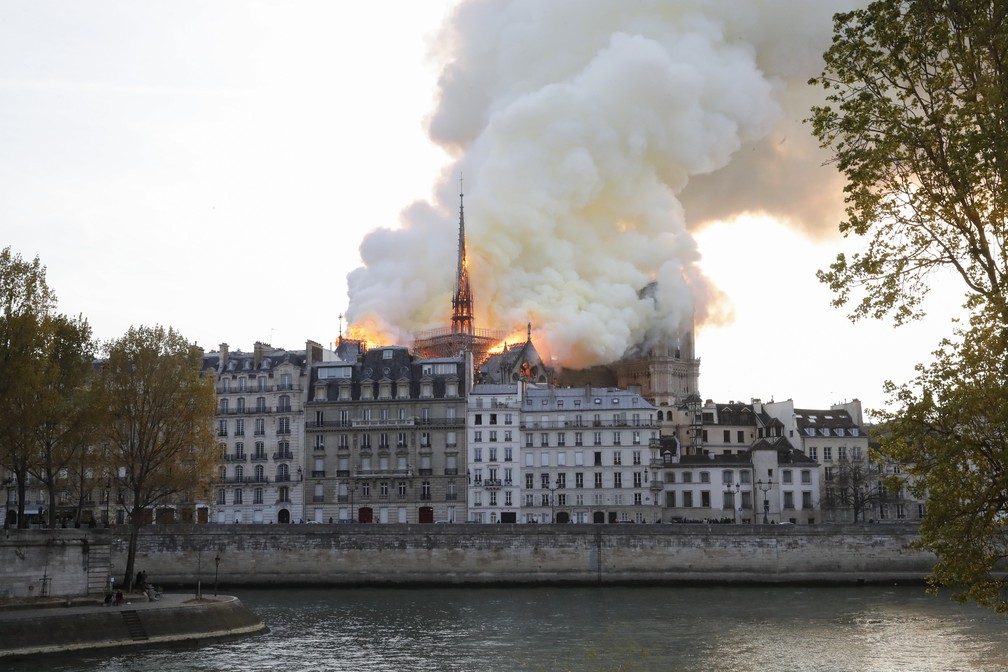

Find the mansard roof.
xmin=202 ymin=347 xmax=307 ymax=376
xmin=794 ymin=408 xmax=868 ymax=438
xmin=522 ymin=385 xmax=655 ymax=412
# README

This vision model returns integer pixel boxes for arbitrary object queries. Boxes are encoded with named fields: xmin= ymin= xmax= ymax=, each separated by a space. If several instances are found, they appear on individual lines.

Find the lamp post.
xmin=725 ymin=482 xmax=741 ymax=524
xmin=756 ymin=479 xmax=774 ymax=524
xmin=349 ymin=481 xmax=357 ymax=523
xmin=214 ymin=553 xmax=220 ymax=596
xmin=103 ymin=481 xmax=111 ymax=527
xmin=548 ymin=478 xmax=558 ymax=523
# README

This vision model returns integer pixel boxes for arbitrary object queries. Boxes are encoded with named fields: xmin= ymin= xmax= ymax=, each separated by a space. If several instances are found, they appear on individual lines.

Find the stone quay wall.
xmin=113 ymin=523 xmax=935 ymax=587
xmin=0 ymin=528 xmax=110 ymax=599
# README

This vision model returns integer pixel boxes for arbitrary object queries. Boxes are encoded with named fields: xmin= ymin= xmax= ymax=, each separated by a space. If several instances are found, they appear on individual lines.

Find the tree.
xmin=879 ymin=313 xmax=1008 ymax=612
xmin=809 ymin=1 xmax=1008 ymax=326
xmin=97 ymin=325 xmax=217 ymax=590
xmin=824 ymin=455 xmax=885 ymax=523
xmin=809 ymin=0 xmax=1008 ymax=611
xmin=24 ymin=314 xmax=97 ymax=528
xmin=0 ymin=247 xmax=57 ymax=528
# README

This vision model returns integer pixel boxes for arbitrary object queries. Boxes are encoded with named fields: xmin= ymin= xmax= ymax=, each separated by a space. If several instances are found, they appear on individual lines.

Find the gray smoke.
xmin=346 ymin=0 xmax=859 ymax=366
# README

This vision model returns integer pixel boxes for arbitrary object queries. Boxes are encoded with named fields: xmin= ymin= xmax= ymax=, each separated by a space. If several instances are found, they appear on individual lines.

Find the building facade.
xmin=305 ymin=344 xmax=470 ymax=524
xmin=205 ymin=342 xmax=317 ymax=524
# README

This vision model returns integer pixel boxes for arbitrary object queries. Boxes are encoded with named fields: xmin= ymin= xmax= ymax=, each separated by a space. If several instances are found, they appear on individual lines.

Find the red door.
xmin=419 ymin=506 xmax=434 ymax=524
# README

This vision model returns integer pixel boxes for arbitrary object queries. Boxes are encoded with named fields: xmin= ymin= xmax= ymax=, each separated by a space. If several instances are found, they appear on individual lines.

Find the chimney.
xmin=254 ymin=341 xmax=267 ymax=369
xmin=219 ymin=343 xmax=229 ymax=370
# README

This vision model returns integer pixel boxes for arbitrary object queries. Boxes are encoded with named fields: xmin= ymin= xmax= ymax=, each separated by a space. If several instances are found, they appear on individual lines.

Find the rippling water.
xmin=21 ymin=585 xmax=1008 ymax=672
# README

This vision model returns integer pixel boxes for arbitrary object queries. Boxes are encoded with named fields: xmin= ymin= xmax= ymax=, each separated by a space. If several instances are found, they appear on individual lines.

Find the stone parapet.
xmin=112 ymin=523 xmax=935 ymax=587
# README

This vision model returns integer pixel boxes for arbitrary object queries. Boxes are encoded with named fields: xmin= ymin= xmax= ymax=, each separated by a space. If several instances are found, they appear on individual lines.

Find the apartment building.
xmin=206 ymin=342 xmax=317 ymax=524
xmin=517 ymin=386 xmax=661 ymax=524
xmin=305 ymin=344 xmax=470 ymax=524
xmin=466 ymin=383 xmax=523 ymax=523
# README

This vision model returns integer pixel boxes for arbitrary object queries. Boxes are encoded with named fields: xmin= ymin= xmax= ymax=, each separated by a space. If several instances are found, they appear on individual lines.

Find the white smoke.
xmin=346 ymin=0 xmax=861 ymax=366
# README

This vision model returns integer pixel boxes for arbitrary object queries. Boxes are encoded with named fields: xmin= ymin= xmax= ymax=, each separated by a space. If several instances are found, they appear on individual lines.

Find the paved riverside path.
xmin=0 ymin=593 xmax=268 ymax=660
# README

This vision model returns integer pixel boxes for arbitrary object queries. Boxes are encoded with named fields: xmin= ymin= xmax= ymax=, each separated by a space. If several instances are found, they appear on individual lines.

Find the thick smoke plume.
xmin=346 ymin=0 xmax=860 ymax=367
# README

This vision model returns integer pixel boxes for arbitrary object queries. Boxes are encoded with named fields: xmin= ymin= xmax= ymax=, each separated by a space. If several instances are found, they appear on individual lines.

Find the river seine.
xmin=22 ymin=585 xmax=1008 ymax=671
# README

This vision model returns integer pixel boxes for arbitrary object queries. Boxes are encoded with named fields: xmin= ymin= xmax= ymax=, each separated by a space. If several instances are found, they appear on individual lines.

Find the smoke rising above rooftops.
xmin=345 ymin=0 xmax=859 ymax=367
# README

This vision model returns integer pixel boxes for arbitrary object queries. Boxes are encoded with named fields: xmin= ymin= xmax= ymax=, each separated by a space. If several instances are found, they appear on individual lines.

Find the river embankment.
xmin=115 ymin=522 xmax=935 ymax=587
xmin=0 ymin=593 xmax=268 ymax=660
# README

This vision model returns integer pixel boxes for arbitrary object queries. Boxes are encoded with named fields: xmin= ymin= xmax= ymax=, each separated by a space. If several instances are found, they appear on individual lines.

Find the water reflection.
xmin=16 ymin=586 xmax=1008 ymax=672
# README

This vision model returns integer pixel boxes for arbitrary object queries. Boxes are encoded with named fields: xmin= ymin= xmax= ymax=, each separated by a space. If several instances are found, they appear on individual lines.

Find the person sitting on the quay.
xmin=114 ymin=590 xmax=124 ymax=606
xmin=103 ymin=592 xmax=113 ymax=606
xmin=136 ymin=570 xmax=147 ymax=591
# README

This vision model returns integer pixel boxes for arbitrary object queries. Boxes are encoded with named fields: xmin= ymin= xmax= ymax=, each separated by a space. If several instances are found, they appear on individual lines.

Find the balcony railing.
xmin=250 ymin=453 xmax=268 ymax=462
xmin=273 ymin=452 xmax=294 ymax=461
xmin=444 ymin=468 xmax=459 ymax=476
xmin=311 ymin=470 xmax=326 ymax=478
xmin=224 ymin=453 xmax=247 ymax=462
xmin=484 ymin=479 xmax=502 ymax=489
xmin=445 ymin=493 xmax=458 ymax=501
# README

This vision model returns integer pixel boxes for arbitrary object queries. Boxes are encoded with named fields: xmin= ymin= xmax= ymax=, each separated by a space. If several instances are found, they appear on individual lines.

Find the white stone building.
xmin=517 ymin=385 xmax=661 ymax=524
xmin=466 ymin=383 xmax=523 ymax=523
xmin=206 ymin=341 xmax=327 ymax=524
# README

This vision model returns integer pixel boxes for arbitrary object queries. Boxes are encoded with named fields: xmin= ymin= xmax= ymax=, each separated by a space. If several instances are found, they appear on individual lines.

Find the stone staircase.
xmin=120 ymin=610 xmax=149 ymax=641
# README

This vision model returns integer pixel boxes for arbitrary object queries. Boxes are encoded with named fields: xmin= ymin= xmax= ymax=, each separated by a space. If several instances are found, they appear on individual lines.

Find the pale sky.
xmin=1 ymin=1 xmax=964 ymax=417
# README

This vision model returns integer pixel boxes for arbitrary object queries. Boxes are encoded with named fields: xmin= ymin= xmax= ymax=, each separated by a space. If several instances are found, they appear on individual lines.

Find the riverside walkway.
xmin=0 ymin=592 xmax=268 ymax=660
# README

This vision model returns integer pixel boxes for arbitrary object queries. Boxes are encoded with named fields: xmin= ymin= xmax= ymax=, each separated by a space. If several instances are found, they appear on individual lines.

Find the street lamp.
xmin=103 ymin=480 xmax=111 ymax=527
xmin=725 ymin=482 xmax=741 ymax=524
xmin=547 ymin=478 xmax=559 ymax=523
xmin=214 ymin=553 xmax=220 ymax=596
xmin=756 ymin=479 xmax=774 ymax=524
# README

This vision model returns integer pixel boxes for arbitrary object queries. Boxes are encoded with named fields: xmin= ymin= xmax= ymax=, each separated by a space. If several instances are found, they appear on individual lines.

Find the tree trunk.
xmin=124 ymin=521 xmax=141 ymax=592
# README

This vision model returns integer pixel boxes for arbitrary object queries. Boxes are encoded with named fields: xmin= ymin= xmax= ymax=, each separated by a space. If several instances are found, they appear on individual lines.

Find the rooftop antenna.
xmin=338 ymin=313 xmax=344 ymax=339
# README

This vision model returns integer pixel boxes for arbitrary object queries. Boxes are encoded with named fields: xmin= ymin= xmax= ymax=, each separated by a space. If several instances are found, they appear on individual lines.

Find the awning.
xmin=18 ymin=506 xmax=44 ymax=515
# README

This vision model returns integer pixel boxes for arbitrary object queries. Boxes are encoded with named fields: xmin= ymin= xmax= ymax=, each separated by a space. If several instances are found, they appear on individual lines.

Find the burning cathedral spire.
xmin=412 ymin=188 xmax=505 ymax=365
xmin=450 ymin=190 xmax=474 ymax=336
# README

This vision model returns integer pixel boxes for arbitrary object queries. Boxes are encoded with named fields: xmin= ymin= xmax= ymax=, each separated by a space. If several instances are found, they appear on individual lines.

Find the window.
xmin=421 ymin=481 xmax=431 ymax=500
xmin=540 ymin=473 xmax=550 ymax=489
xmin=783 ymin=491 xmax=794 ymax=509
xmin=575 ymin=473 xmax=584 ymax=488
xmin=723 ymin=430 xmax=730 ymax=443
xmin=235 ymin=419 xmax=245 ymax=436
xmin=540 ymin=433 xmax=549 ymax=447
xmin=525 ymin=474 xmax=534 ymax=489
xmin=489 ymin=430 xmax=497 ymax=443
xmin=593 ymin=432 xmax=602 ymax=446
xmin=633 ymin=472 xmax=642 ymax=488
xmin=782 ymin=470 xmax=793 ymax=484
xmin=700 ymin=471 xmax=710 ymax=484
xmin=504 ymin=446 xmax=513 ymax=461
xmin=737 ymin=430 xmax=744 ymax=443
xmin=234 ymin=489 xmax=243 ymax=504
xmin=700 ymin=491 xmax=710 ymax=507
xmin=575 ymin=432 xmax=583 ymax=446
xmin=473 ymin=446 xmax=482 ymax=462
xmin=217 ymin=489 xmax=226 ymax=505
xmin=683 ymin=472 xmax=693 ymax=484
xmin=801 ymin=470 xmax=812 ymax=484
xmin=255 ymin=418 xmax=265 ymax=436
xmin=802 ymin=491 xmax=813 ymax=509
xmin=254 ymin=488 xmax=263 ymax=505
xmin=613 ymin=451 xmax=622 ymax=465
xmin=683 ymin=491 xmax=693 ymax=507
xmin=838 ymin=446 xmax=847 ymax=461
xmin=613 ymin=473 xmax=622 ymax=488
xmin=824 ymin=466 xmax=834 ymax=482
xmin=632 ymin=450 xmax=641 ymax=465
xmin=594 ymin=473 xmax=603 ymax=488
xmin=489 ymin=447 xmax=498 ymax=462
xmin=823 ymin=446 xmax=833 ymax=462
xmin=722 ymin=470 xmax=734 ymax=484
xmin=474 ymin=431 xmax=482 ymax=443
xmin=809 ymin=447 xmax=818 ymax=461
